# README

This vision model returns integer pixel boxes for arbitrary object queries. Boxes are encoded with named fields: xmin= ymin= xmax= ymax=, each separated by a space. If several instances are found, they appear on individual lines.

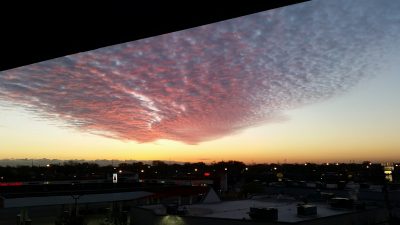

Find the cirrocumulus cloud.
xmin=0 ymin=0 xmax=399 ymax=144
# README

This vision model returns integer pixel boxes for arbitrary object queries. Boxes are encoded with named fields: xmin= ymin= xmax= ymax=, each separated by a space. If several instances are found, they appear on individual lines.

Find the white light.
xmin=119 ymin=170 xmax=123 ymax=173
xmin=194 ymin=168 xmax=198 ymax=172
xmin=274 ymin=167 xmax=277 ymax=170
xmin=141 ymin=169 xmax=144 ymax=173
xmin=224 ymin=168 xmax=228 ymax=171
xmin=46 ymin=164 xmax=50 ymax=167
xmin=245 ymin=167 xmax=248 ymax=171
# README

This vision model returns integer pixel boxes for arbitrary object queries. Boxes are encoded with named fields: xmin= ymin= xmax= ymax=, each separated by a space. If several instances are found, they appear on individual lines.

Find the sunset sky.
xmin=0 ymin=0 xmax=399 ymax=164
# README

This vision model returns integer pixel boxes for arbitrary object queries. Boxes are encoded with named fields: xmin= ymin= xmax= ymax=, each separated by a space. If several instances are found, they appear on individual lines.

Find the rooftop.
xmin=142 ymin=198 xmax=357 ymax=223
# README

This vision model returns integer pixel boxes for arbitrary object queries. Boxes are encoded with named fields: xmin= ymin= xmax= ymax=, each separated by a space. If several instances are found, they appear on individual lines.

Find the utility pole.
xmin=71 ymin=194 xmax=81 ymax=217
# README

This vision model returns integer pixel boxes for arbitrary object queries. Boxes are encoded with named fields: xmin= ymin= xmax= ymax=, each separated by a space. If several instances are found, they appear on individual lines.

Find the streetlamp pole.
xmin=71 ymin=195 xmax=81 ymax=217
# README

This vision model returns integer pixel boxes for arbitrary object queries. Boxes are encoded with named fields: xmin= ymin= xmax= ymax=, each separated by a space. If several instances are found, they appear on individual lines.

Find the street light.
xmin=71 ymin=194 xmax=81 ymax=217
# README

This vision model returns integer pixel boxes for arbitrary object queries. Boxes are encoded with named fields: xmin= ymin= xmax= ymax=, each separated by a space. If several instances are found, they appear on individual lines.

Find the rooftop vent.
xmin=248 ymin=207 xmax=278 ymax=221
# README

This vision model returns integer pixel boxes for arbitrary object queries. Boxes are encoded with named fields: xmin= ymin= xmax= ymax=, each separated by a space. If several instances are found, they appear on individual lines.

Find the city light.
xmin=118 ymin=170 xmax=123 ymax=173
xmin=141 ymin=169 xmax=144 ymax=173
xmin=0 ymin=182 xmax=23 ymax=187
xmin=224 ymin=168 xmax=228 ymax=171
xmin=245 ymin=167 xmax=248 ymax=171
xmin=194 ymin=168 xmax=198 ymax=172
xmin=46 ymin=164 xmax=50 ymax=167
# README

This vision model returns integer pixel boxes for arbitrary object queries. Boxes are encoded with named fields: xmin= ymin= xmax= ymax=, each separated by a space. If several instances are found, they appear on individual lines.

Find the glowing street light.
xmin=245 ymin=167 xmax=248 ymax=171
xmin=224 ymin=168 xmax=228 ymax=171
xmin=194 ymin=168 xmax=198 ymax=172
xmin=141 ymin=169 xmax=144 ymax=173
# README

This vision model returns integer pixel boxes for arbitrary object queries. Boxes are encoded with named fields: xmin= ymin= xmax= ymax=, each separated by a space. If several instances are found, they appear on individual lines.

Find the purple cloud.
xmin=0 ymin=0 xmax=399 ymax=144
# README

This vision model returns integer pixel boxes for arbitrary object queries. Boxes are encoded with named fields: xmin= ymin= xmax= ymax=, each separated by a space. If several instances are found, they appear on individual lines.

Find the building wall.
xmin=131 ymin=207 xmax=389 ymax=225
xmin=131 ymin=207 xmax=290 ymax=225
xmin=296 ymin=208 xmax=389 ymax=225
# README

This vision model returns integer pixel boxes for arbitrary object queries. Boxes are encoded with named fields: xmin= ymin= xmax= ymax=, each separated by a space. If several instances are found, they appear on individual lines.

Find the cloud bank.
xmin=0 ymin=0 xmax=399 ymax=144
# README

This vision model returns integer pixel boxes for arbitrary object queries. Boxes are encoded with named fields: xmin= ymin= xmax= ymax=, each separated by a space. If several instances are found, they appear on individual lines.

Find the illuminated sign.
xmin=113 ymin=173 xmax=118 ymax=183
xmin=0 ymin=182 xmax=23 ymax=187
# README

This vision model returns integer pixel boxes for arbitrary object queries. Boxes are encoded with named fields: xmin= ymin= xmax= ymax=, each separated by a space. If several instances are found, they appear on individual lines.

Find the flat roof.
xmin=1 ymin=191 xmax=153 ymax=208
xmin=142 ymin=199 xmax=355 ymax=223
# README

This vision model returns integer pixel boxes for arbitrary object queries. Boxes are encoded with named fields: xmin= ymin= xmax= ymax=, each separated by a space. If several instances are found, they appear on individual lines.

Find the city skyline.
xmin=1 ymin=0 xmax=400 ymax=163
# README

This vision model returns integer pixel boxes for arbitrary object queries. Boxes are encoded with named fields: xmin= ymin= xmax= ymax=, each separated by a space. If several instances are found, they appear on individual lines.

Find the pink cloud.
xmin=0 ymin=0 xmax=399 ymax=144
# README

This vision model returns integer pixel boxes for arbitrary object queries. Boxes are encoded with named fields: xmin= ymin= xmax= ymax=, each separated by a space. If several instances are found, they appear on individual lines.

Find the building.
xmin=133 ymin=194 xmax=389 ymax=225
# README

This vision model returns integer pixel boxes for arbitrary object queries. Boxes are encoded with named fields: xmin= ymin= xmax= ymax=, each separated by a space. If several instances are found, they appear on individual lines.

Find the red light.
xmin=0 ymin=182 xmax=23 ymax=187
xmin=204 ymin=172 xmax=210 ymax=177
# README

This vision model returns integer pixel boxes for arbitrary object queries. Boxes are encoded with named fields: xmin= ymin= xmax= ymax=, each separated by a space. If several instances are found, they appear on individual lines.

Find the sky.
xmin=0 ymin=0 xmax=399 ymax=164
